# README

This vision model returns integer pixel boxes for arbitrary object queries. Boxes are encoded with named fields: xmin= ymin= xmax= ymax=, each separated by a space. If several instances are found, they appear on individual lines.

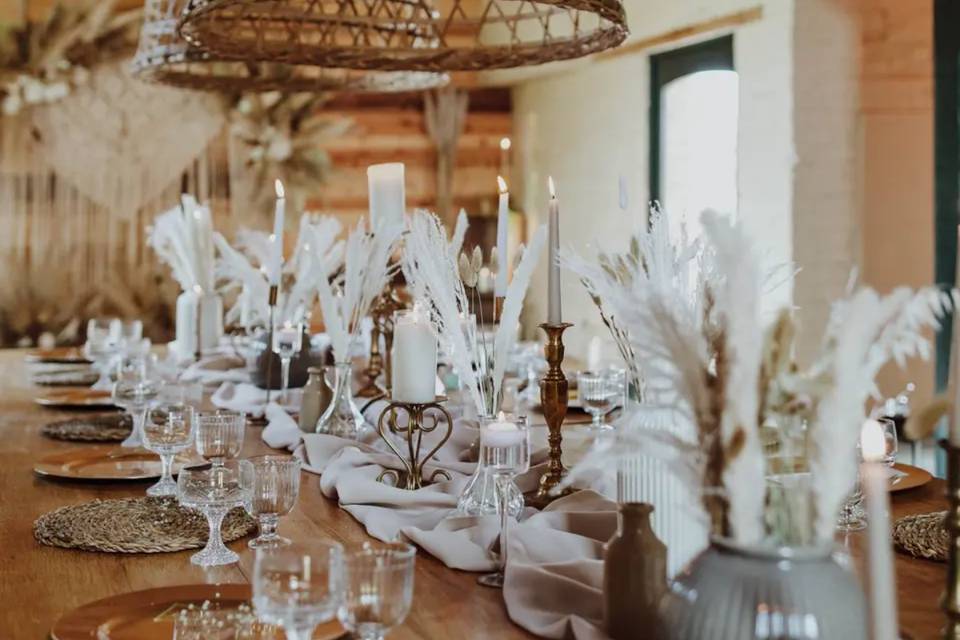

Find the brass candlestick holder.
xmin=376 ymin=396 xmax=454 ymax=490
xmin=358 ymin=287 xmax=405 ymax=399
xmin=264 ymin=284 xmax=279 ymax=407
xmin=943 ymin=439 xmax=960 ymax=639
xmin=527 ymin=321 xmax=576 ymax=509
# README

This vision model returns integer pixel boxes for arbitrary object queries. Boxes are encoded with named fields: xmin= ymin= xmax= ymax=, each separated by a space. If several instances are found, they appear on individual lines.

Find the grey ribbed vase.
xmin=660 ymin=539 xmax=867 ymax=640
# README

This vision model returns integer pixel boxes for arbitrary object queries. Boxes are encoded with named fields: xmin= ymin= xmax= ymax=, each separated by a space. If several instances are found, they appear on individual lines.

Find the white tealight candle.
xmin=860 ymin=419 xmax=898 ymax=640
xmin=482 ymin=412 xmax=525 ymax=448
xmin=547 ymin=177 xmax=562 ymax=324
xmin=495 ymin=176 xmax=509 ymax=297
xmin=391 ymin=306 xmax=438 ymax=403
xmin=367 ymin=162 xmax=405 ymax=229
xmin=268 ymin=179 xmax=285 ymax=287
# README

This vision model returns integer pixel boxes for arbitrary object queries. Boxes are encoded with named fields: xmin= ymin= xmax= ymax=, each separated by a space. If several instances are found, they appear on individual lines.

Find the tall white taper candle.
xmin=861 ymin=419 xmax=898 ymax=640
xmin=495 ymin=176 xmax=509 ymax=296
xmin=268 ymin=179 xmax=285 ymax=287
xmin=547 ymin=177 xmax=562 ymax=324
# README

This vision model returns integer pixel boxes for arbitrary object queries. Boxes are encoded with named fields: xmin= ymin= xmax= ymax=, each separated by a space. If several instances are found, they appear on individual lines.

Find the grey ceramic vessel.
xmin=660 ymin=538 xmax=867 ymax=640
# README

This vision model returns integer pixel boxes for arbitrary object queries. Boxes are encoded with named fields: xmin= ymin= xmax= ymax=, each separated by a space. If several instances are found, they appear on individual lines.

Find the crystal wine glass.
xmin=272 ymin=320 xmax=304 ymax=405
xmin=477 ymin=414 xmax=530 ymax=588
xmin=338 ymin=542 xmax=416 ymax=640
xmin=195 ymin=411 xmax=246 ymax=467
xmin=110 ymin=318 xmax=144 ymax=348
xmin=577 ymin=370 xmax=616 ymax=430
xmin=142 ymin=402 xmax=195 ymax=497
xmin=84 ymin=318 xmax=119 ymax=390
xmin=252 ymin=541 xmax=344 ymax=640
xmin=837 ymin=444 xmax=867 ymax=532
xmin=245 ymin=455 xmax=301 ymax=549
xmin=877 ymin=416 xmax=899 ymax=467
xmin=177 ymin=459 xmax=253 ymax=567
xmin=112 ymin=358 xmax=162 ymax=448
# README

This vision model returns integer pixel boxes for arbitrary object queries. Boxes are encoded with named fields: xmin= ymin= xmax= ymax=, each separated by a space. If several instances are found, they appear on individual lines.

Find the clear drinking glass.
xmin=142 ymin=402 xmax=195 ymax=497
xmin=245 ymin=455 xmax=301 ymax=549
xmin=195 ymin=411 xmax=246 ymax=466
xmin=110 ymin=318 xmax=144 ymax=346
xmin=877 ymin=417 xmax=899 ymax=467
xmin=177 ymin=459 xmax=253 ymax=566
xmin=112 ymin=360 xmax=162 ymax=448
xmin=577 ymin=370 xmax=616 ymax=430
xmin=84 ymin=318 xmax=119 ymax=390
xmin=837 ymin=444 xmax=867 ymax=532
xmin=338 ymin=542 xmax=416 ymax=640
xmin=477 ymin=415 xmax=531 ymax=588
xmin=252 ymin=541 xmax=344 ymax=640
xmin=272 ymin=321 xmax=304 ymax=404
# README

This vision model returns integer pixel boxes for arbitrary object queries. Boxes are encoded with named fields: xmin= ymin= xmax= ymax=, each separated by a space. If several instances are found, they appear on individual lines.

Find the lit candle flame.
xmin=860 ymin=419 xmax=886 ymax=463
xmin=497 ymin=175 xmax=508 ymax=194
xmin=497 ymin=410 xmax=506 ymax=421
xmin=548 ymin=176 xmax=556 ymax=199
xmin=275 ymin=179 xmax=285 ymax=199
xmin=499 ymin=137 xmax=511 ymax=151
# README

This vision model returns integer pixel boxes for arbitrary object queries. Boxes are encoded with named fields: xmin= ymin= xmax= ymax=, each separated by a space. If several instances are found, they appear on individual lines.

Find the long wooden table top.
xmin=0 ymin=348 xmax=949 ymax=639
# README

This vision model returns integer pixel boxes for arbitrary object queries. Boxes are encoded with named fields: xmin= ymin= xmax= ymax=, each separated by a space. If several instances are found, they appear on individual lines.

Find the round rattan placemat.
xmin=41 ymin=414 xmax=132 ymax=443
xmin=34 ymin=497 xmax=255 ymax=553
xmin=892 ymin=511 xmax=947 ymax=562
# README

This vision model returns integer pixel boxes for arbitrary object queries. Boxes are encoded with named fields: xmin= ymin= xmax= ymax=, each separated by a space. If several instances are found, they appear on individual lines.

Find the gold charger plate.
xmin=34 ymin=446 xmax=202 ymax=481
xmin=890 ymin=463 xmax=933 ymax=493
xmin=34 ymin=389 xmax=115 ymax=409
xmin=25 ymin=346 xmax=91 ymax=364
xmin=51 ymin=583 xmax=345 ymax=640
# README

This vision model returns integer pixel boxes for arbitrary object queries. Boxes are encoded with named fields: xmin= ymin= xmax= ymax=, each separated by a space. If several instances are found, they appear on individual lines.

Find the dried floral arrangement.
xmin=215 ymin=213 xmax=344 ymax=327
xmin=0 ymin=0 xmax=141 ymax=116
xmin=229 ymin=92 xmax=352 ymax=211
xmin=564 ymin=209 xmax=953 ymax=546
xmin=402 ymin=209 xmax=545 ymax=416
xmin=314 ymin=217 xmax=403 ymax=363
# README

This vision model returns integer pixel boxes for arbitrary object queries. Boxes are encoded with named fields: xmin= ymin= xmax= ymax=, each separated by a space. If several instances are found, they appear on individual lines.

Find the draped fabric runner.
xmin=256 ymin=392 xmax=617 ymax=639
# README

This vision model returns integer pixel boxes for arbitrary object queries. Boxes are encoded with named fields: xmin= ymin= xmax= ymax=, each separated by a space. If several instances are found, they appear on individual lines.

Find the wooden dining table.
xmin=0 ymin=347 xmax=950 ymax=639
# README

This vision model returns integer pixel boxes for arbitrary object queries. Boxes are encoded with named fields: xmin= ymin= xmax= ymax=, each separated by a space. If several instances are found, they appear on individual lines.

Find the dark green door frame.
xmin=649 ymin=35 xmax=735 ymax=206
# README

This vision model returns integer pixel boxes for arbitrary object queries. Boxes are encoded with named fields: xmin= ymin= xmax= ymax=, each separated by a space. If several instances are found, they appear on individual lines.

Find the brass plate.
xmin=35 ymin=389 xmax=115 ymax=409
xmin=51 ymin=583 xmax=345 ymax=640
xmin=34 ymin=446 xmax=202 ymax=481
xmin=890 ymin=463 xmax=933 ymax=493
xmin=25 ymin=347 xmax=91 ymax=364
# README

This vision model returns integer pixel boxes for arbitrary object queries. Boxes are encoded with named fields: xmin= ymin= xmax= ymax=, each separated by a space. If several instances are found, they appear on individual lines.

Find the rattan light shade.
xmin=177 ymin=0 xmax=628 ymax=72
xmin=134 ymin=0 xmax=448 ymax=91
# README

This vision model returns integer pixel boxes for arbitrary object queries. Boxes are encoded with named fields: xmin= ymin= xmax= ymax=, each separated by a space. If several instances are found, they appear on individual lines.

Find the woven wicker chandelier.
xmin=133 ymin=0 xmax=448 ymax=91
xmin=177 ymin=0 xmax=628 ymax=72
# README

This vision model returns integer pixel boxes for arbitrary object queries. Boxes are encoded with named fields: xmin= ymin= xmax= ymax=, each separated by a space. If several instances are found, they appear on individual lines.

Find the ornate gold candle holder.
xmin=943 ymin=439 xmax=960 ymax=639
xmin=359 ymin=286 xmax=406 ymax=399
xmin=264 ymin=284 xmax=279 ymax=407
xmin=527 ymin=322 xmax=576 ymax=509
xmin=376 ymin=396 xmax=453 ymax=490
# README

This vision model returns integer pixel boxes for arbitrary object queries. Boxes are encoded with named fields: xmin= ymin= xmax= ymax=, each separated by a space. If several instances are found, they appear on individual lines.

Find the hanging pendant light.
xmin=133 ymin=0 xmax=448 ymax=92
xmin=177 ymin=0 xmax=628 ymax=72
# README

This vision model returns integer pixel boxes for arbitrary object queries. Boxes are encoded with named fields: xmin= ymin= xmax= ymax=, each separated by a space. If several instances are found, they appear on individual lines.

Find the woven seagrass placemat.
xmin=41 ymin=414 xmax=131 ymax=443
xmin=892 ymin=511 xmax=947 ymax=562
xmin=34 ymin=497 xmax=255 ymax=553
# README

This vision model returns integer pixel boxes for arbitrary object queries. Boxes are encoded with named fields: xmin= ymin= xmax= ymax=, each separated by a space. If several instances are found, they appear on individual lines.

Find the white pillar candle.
xmin=495 ymin=176 xmax=509 ymax=297
xmin=392 ymin=307 xmax=438 ymax=403
xmin=547 ymin=177 xmax=562 ymax=324
xmin=367 ymin=162 xmax=405 ymax=229
xmin=951 ymin=225 xmax=960 ymax=446
xmin=268 ymin=179 xmax=285 ymax=287
xmin=482 ymin=412 xmax=525 ymax=448
xmin=861 ymin=419 xmax=898 ymax=640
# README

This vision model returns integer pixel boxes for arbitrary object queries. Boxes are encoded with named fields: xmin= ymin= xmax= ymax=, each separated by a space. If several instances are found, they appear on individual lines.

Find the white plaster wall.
xmin=513 ymin=0 xmax=796 ymax=359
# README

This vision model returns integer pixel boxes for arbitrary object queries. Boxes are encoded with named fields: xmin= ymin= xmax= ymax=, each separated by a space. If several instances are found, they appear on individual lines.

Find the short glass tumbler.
xmin=246 ymin=455 xmax=301 ymax=549
xmin=253 ymin=542 xmax=345 ymax=640
xmin=142 ymin=403 xmax=195 ymax=497
xmin=195 ymin=411 xmax=245 ymax=466
xmin=338 ymin=542 xmax=416 ymax=640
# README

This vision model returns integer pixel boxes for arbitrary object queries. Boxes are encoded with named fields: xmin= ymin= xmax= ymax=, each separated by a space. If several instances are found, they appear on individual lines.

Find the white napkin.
xmin=181 ymin=354 xmax=249 ymax=385
xmin=261 ymin=403 xmax=303 ymax=449
xmin=211 ymin=382 xmax=300 ymax=418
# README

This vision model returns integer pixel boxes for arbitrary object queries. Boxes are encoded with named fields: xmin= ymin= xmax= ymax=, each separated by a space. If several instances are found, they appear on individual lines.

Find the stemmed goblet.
xmin=477 ymin=415 xmax=530 ymax=588
xmin=177 ymin=459 xmax=253 ymax=567
xmin=253 ymin=541 xmax=344 ymax=640
xmin=577 ymin=370 xmax=617 ymax=430
xmin=338 ymin=542 xmax=416 ymax=640
xmin=245 ymin=455 xmax=301 ymax=549
xmin=142 ymin=402 xmax=195 ymax=497
xmin=84 ymin=318 xmax=119 ymax=390
xmin=112 ymin=356 xmax=162 ymax=448
xmin=195 ymin=411 xmax=246 ymax=467
xmin=272 ymin=320 xmax=303 ymax=405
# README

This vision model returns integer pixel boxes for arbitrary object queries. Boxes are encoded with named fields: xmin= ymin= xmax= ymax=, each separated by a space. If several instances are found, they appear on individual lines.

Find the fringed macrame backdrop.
xmin=0 ymin=62 xmax=231 ymax=347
